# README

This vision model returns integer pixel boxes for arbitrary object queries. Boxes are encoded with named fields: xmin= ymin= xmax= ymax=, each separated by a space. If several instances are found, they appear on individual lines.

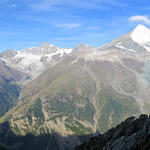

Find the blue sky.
xmin=0 ymin=0 xmax=150 ymax=51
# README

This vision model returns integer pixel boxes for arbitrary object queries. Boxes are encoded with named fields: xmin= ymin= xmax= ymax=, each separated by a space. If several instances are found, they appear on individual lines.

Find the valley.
xmin=0 ymin=24 xmax=150 ymax=150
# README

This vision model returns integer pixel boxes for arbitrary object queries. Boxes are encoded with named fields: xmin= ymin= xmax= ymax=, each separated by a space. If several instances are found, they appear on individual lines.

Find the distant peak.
xmin=0 ymin=49 xmax=17 ymax=59
xmin=41 ymin=42 xmax=55 ymax=48
xmin=135 ymin=24 xmax=147 ymax=28
xmin=74 ymin=43 xmax=92 ymax=50
xmin=130 ymin=24 xmax=150 ymax=49
xmin=133 ymin=24 xmax=150 ymax=33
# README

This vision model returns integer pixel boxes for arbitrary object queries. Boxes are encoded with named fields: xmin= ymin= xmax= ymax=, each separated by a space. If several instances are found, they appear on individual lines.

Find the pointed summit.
xmin=40 ymin=42 xmax=55 ymax=48
xmin=74 ymin=43 xmax=92 ymax=51
xmin=133 ymin=24 xmax=149 ymax=31
xmin=101 ymin=24 xmax=148 ymax=52
xmin=130 ymin=24 xmax=150 ymax=46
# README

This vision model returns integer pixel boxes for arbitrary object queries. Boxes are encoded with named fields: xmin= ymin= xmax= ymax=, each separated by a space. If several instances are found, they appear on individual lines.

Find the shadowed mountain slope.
xmin=75 ymin=114 xmax=150 ymax=150
xmin=0 ymin=60 xmax=29 ymax=117
xmin=0 ymin=122 xmax=92 ymax=150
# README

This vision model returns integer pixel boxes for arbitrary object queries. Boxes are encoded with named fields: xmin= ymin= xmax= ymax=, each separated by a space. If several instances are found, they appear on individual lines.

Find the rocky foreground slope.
xmin=75 ymin=115 xmax=150 ymax=150
xmin=75 ymin=114 xmax=150 ymax=150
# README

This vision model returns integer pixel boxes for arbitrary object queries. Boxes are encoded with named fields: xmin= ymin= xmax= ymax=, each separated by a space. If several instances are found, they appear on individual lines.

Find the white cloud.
xmin=128 ymin=15 xmax=150 ymax=25
xmin=55 ymin=23 xmax=82 ymax=29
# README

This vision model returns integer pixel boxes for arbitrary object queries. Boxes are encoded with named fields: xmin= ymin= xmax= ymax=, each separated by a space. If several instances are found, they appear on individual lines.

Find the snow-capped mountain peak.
xmin=130 ymin=24 xmax=150 ymax=51
xmin=0 ymin=43 xmax=73 ymax=79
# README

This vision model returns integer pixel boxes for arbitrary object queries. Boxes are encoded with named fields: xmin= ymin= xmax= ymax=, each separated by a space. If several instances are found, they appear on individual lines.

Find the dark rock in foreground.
xmin=75 ymin=114 xmax=150 ymax=150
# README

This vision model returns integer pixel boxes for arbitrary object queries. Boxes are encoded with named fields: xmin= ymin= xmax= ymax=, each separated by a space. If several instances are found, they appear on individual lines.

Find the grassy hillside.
xmin=6 ymin=49 xmax=150 ymax=138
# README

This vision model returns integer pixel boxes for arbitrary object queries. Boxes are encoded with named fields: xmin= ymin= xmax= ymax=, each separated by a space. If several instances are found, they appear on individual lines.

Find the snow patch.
xmin=45 ymin=48 xmax=72 ymax=60
xmin=64 ymin=48 xmax=73 ymax=54
xmin=115 ymin=42 xmax=136 ymax=53
xmin=15 ymin=52 xmax=42 ymax=66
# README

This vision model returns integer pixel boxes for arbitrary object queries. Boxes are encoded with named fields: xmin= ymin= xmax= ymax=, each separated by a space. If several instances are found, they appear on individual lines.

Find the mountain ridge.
xmin=1 ymin=24 xmax=150 ymax=150
xmin=101 ymin=24 xmax=150 ymax=52
xmin=0 ymin=43 xmax=73 ymax=82
xmin=0 ymin=24 xmax=150 ymax=84
xmin=74 ymin=114 xmax=150 ymax=150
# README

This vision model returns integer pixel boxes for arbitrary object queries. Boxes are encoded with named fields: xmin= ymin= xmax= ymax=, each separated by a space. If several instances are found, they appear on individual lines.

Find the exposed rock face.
xmin=75 ymin=114 xmax=150 ymax=150
xmin=0 ymin=59 xmax=28 ymax=83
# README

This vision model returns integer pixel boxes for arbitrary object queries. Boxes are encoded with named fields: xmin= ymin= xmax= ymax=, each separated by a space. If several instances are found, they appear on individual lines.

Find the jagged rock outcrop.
xmin=75 ymin=114 xmax=150 ymax=150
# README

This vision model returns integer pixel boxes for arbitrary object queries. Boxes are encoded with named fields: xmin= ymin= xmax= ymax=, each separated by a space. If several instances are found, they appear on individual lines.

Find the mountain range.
xmin=0 ymin=43 xmax=72 ymax=80
xmin=0 ymin=24 xmax=150 ymax=150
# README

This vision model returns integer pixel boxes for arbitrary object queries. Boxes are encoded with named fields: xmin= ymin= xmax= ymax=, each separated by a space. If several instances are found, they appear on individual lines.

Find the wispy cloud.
xmin=28 ymin=0 xmax=126 ymax=12
xmin=84 ymin=26 xmax=100 ymax=30
xmin=128 ymin=15 xmax=150 ymax=25
xmin=30 ymin=0 xmax=54 ymax=11
xmin=102 ymin=0 xmax=127 ymax=7
xmin=10 ymin=4 xmax=17 ymax=8
xmin=55 ymin=23 xmax=82 ymax=29
xmin=29 ymin=0 xmax=102 ymax=11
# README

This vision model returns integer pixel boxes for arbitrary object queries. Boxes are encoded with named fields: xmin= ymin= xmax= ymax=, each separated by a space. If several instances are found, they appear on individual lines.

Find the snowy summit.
xmin=130 ymin=24 xmax=150 ymax=52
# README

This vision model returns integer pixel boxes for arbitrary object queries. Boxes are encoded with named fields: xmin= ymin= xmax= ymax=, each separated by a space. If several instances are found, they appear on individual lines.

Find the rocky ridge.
xmin=0 ymin=43 xmax=72 ymax=81
xmin=75 ymin=114 xmax=150 ymax=150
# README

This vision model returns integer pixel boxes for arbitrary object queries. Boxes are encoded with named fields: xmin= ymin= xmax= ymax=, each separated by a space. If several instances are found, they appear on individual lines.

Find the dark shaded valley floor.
xmin=1 ymin=114 xmax=150 ymax=150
